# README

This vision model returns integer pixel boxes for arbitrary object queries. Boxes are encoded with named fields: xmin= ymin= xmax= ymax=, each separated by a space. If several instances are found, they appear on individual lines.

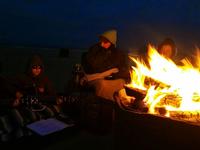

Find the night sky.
xmin=1 ymin=0 xmax=200 ymax=54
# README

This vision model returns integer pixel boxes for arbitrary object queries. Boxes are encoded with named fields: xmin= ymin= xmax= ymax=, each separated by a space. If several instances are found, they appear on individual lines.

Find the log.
xmin=124 ymin=85 xmax=146 ymax=100
xmin=158 ymin=94 xmax=181 ymax=108
xmin=170 ymin=110 xmax=200 ymax=123
xmin=144 ymin=77 xmax=170 ymax=89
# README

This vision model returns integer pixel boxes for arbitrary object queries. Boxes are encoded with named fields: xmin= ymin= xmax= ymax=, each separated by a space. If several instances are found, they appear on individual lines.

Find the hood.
xmin=26 ymin=54 xmax=44 ymax=76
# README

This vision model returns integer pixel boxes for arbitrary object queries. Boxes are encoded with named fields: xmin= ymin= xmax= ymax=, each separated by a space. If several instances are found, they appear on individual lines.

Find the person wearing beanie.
xmin=81 ymin=29 xmax=130 ymax=101
xmin=99 ymin=29 xmax=117 ymax=47
xmin=80 ymin=29 xmax=130 ymax=134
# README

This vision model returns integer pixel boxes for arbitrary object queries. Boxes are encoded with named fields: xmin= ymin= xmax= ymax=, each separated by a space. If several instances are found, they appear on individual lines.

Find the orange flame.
xmin=126 ymin=45 xmax=200 ymax=117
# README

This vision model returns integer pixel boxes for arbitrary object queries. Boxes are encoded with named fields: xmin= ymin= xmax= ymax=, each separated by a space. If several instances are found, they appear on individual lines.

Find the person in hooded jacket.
xmin=16 ymin=54 xmax=56 ymax=103
xmin=11 ymin=54 xmax=59 ymax=127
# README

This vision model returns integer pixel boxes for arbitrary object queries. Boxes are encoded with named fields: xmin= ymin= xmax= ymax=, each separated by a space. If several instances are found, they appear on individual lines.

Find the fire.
xmin=126 ymin=45 xmax=200 ymax=120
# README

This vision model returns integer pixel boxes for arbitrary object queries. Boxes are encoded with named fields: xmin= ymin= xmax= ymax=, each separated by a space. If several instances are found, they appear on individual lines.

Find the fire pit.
xmin=113 ymin=89 xmax=200 ymax=150
xmin=113 ymin=46 xmax=200 ymax=149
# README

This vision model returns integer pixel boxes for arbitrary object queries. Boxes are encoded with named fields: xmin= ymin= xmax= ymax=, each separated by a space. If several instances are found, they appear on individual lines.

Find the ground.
xmin=1 ymin=127 xmax=114 ymax=150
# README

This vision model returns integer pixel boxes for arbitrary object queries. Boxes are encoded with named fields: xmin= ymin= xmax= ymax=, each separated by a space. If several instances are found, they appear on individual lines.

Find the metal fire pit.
xmin=113 ymin=89 xmax=200 ymax=150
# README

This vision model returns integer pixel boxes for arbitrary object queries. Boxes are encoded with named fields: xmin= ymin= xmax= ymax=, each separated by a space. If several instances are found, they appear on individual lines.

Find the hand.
xmin=56 ymin=96 xmax=64 ymax=105
xmin=80 ymin=76 xmax=88 ymax=86
xmin=12 ymin=98 xmax=21 ymax=107
xmin=15 ymin=91 xmax=23 ymax=99
xmin=38 ymin=87 xmax=45 ymax=93
xmin=12 ymin=91 xmax=23 ymax=107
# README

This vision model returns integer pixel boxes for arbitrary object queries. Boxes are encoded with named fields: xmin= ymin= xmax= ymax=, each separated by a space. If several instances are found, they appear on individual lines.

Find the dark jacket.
xmin=14 ymin=55 xmax=56 ymax=103
xmin=82 ymin=43 xmax=130 ymax=82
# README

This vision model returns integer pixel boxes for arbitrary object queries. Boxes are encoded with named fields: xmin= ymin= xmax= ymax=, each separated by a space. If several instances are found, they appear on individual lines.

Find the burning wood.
xmin=192 ymin=94 xmax=200 ymax=102
xmin=169 ymin=110 xmax=200 ymax=123
xmin=124 ymin=85 xmax=146 ymax=100
xmin=122 ymin=86 xmax=148 ymax=112
xmin=154 ymin=107 xmax=167 ymax=115
xmin=144 ymin=76 xmax=170 ymax=89
xmin=126 ymin=45 xmax=200 ymax=124
xmin=158 ymin=94 xmax=181 ymax=108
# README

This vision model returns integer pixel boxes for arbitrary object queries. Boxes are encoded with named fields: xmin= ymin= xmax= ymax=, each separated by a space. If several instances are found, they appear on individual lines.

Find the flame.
xmin=127 ymin=45 xmax=200 ymax=118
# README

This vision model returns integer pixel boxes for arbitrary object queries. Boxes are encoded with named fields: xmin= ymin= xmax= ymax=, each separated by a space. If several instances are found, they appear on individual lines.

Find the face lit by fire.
xmin=32 ymin=65 xmax=42 ymax=77
xmin=99 ymin=37 xmax=112 ymax=49
xmin=101 ymin=40 xmax=111 ymax=49
xmin=159 ymin=44 xmax=173 ymax=58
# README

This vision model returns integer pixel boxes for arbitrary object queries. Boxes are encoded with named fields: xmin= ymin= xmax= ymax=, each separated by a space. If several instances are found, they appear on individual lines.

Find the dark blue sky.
xmin=1 ymin=0 xmax=200 ymax=53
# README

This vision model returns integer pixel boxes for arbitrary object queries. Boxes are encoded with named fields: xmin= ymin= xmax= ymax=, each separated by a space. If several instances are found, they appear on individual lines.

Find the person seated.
xmin=81 ymin=29 xmax=131 ymax=101
xmin=157 ymin=38 xmax=177 ymax=60
xmin=11 ymin=54 xmax=59 ymax=126
xmin=79 ymin=29 xmax=131 ymax=134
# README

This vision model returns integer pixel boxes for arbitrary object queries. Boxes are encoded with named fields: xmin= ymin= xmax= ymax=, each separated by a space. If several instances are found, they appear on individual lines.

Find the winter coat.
xmin=82 ymin=43 xmax=130 ymax=82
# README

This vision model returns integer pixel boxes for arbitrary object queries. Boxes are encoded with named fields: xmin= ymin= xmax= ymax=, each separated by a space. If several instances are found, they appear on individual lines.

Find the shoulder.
xmin=15 ymin=73 xmax=29 ymax=80
xmin=86 ymin=43 xmax=103 ymax=57
xmin=113 ymin=47 xmax=128 ymax=55
xmin=89 ymin=43 xmax=100 ymax=50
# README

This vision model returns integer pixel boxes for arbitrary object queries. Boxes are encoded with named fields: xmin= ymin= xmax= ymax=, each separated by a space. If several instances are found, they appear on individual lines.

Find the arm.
xmin=80 ymin=68 xmax=119 ymax=85
xmin=87 ymin=68 xmax=119 ymax=81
